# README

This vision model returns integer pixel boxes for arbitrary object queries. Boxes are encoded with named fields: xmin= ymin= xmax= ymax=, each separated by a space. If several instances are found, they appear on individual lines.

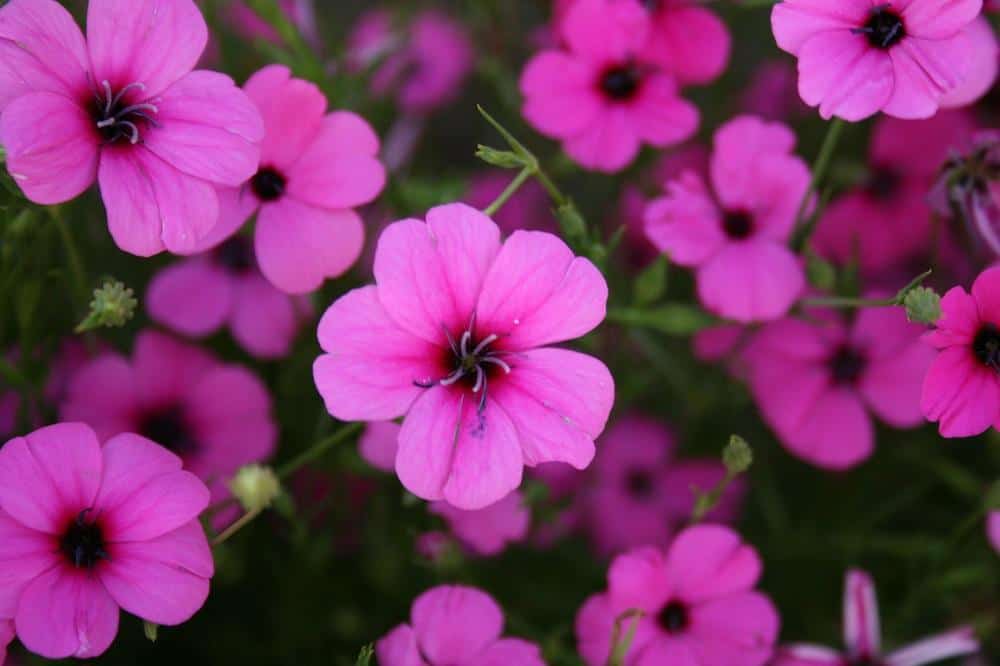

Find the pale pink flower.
xmin=376 ymin=585 xmax=545 ymax=666
xmin=576 ymin=525 xmax=779 ymax=666
xmin=772 ymin=0 xmax=983 ymax=120
xmin=358 ymin=421 xmax=401 ymax=473
xmin=0 ymin=0 xmax=264 ymax=256
xmin=429 ymin=490 xmax=531 ymax=557
xmin=645 ymin=115 xmax=810 ymax=322
xmin=773 ymin=569 xmax=979 ymax=666
xmin=0 ymin=423 xmax=213 ymax=659
xmin=214 ymin=65 xmax=385 ymax=293
xmin=313 ymin=203 xmax=614 ymax=509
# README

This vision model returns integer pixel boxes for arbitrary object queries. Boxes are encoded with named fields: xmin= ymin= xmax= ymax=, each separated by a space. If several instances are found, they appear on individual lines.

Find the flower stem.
xmin=50 ymin=207 xmax=90 ymax=314
xmin=484 ymin=166 xmax=534 ymax=217
xmin=794 ymin=118 xmax=846 ymax=236
xmin=211 ymin=507 xmax=263 ymax=547
xmin=276 ymin=422 xmax=363 ymax=480
xmin=801 ymin=269 xmax=932 ymax=309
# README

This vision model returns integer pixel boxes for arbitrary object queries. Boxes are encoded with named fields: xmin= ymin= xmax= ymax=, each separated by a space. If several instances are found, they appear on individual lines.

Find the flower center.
xmin=973 ymin=325 xmax=1000 ymax=371
xmin=417 ymin=328 xmax=512 ymax=413
xmin=723 ymin=210 xmax=754 ymax=240
xmin=93 ymin=80 xmax=159 ymax=145
xmin=60 ymin=510 xmax=108 ymax=569
xmin=866 ymin=165 xmax=901 ymax=200
xmin=140 ymin=406 xmax=197 ymax=455
xmin=855 ymin=5 xmax=905 ymax=49
xmin=600 ymin=65 xmax=642 ymax=101
xmin=251 ymin=167 xmax=287 ymax=202
xmin=829 ymin=345 xmax=867 ymax=385
xmin=848 ymin=657 xmax=885 ymax=666
xmin=625 ymin=468 xmax=655 ymax=499
xmin=658 ymin=601 xmax=689 ymax=634
xmin=214 ymin=236 xmax=255 ymax=274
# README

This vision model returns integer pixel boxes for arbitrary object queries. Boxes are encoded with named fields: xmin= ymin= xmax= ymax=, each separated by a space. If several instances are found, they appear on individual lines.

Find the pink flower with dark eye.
xmin=744 ymin=304 xmax=934 ymax=469
xmin=465 ymin=173 xmax=555 ymax=236
xmin=313 ymin=203 xmax=614 ymax=510
xmin=376 ymin=585 xmax=545 ymax=666
xmin=215 ymin=65 xmax=386 ymax=294
xmin=520 ymin=0 xmax=698 ymax=173
xmin=429 ymin=490 xmax=531 ymax=557
xmin=575 ymin=525 xmax=779 ymax=666
xmin=645 ymin=115 xmax=810 ymax=322
xmin=921 ymin=266 xmax=1000 ymax=437
xmin=773 ymin=569 xmax=979 ymax=666
xmin=0 ymin=0 xmax=264 ymax=256
xmin=584 ymin=415 xmax=745 ymax=556
xmin=0 ymin=423 xmax=213 ymax=659
xmin=60 ymin=330 xmax=278 ymax=517
xmin=771 ymin=0 xmax=983 ymax=121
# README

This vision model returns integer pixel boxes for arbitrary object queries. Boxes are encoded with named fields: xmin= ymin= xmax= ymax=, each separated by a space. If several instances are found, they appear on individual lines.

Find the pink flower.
xmin=745 ymin=304 xmax=934 ymax=469
xmin=584 ymin=415 xmax=745 ymax=556
xmin=939 ymin=16 xmax=999 ymax=109
xmin=740 ymin=60 xmax=808 ymax=121
xmin=645 ymin=116 xmax=810 ymax=322
xmin=465 ymin=173 xmax=555 ymax=236
xmin=0 ymin=0 xmax=264 ymax=256
xmin=921 ymin=266 xmax=1000 ymax=437
xmin=989 ymin=511 xmax=1000 ymax=553
xmin=575 ymin=525 xmax=779 ymax=666
xmin=0 ymin=423 xmax=213 ymax=659
xmin=520 ymin=0 xmax=698 ymax=173
xmin=313 ymin=203 xmax=614 ymax=509
xmin=359 ymin=421 xmax=401 ymax=473
xmin=771 ymin=0 xmax=983 ymax=121
xmin=773 ymin=569 xmax=979 ymax=666
xmin=224 ymin=0 xmax=318 ymax=47
xmin=429 ymin=490 xmax=531 ymax=557
xmin=60 ymin=330 xmax=277 ymax=515
xmin=376 ymin=585 xmax=545 ymax=666
xmin=214 ymin=65 xmax=385 ymax=293
xmin=147 ymin=234 xmax=312 ymax=359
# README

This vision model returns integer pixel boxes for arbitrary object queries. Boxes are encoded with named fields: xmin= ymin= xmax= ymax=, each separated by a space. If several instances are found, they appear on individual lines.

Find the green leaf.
xmin=355 ymin=644 xmax=374 ymax=666
xmin=632 ymin=256 xmax=669 ymax=306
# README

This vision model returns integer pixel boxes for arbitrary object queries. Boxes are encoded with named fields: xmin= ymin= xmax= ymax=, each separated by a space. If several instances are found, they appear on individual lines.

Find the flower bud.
xmin=475 ymin=144 xmax=527 ymax=169
xmin=903 ymin=286 xmax=942 ymax=325
xmin=75 ymin=280 xmax=137 ymax=332
xmin=723 ymin=435 xmax=753 ymax=475
xmin=228 ymin=465 xmax=282 ymax=513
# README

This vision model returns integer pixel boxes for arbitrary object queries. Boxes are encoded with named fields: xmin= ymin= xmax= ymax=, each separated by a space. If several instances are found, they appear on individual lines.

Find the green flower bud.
xmin=903 ymin=286 xmax=942 ymax=325
xmin=228 ymin=465 xmax=282 ymax=513
xmin=75 ymin=280 xmax=137 ymax=333
xmin=475 ymin=145 xmax=527 ymax=169
xmin=723 ymin=435 xmax=753 ymax=475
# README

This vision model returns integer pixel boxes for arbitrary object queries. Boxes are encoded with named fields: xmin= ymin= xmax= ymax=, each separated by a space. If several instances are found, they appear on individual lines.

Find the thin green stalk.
xmin=802 ymin=269 xmax=932 ymax=309
xmin=276 ymin=422 xmax=363 ymax=480
xmin=50 ymin=208 xmax=89 ymax=313
xmin=484 ymin=166 xmax=533 ymax=216
xmin=212 ymin=507 xmax=264 ymax=547
xmin=795 ymin=118 xmax=846 ymax=232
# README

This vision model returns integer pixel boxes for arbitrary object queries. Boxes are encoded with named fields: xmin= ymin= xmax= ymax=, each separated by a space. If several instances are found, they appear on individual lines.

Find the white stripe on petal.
xmin=885 ymin=626 xmax=979 ymax=666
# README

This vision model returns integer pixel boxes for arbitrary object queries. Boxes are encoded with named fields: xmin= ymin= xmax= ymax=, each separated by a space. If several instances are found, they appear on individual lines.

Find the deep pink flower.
xmin=576 ymin=525 xmax=779 ymax=666
xmin=60 ymin=330 xmax=277 ymax=514
xmin=741 ymin=60 xmax=808 ymax=121
xmin=520 ymin=0 xmax=698 ymax=173
xmin=225 ymin=0 xmax=318 ymax=47
xmin=921 ymin=266 xmax=1000 ymax=437
xmin=376 ymin=585 xmax=545 ymax=666
xmin=465 ymin=173 xmax=555 ymax=236
xmin=359 ymin=421 xmax=401 ymax=473
xmin=214 ymin=65 xmax=385 ymax=293
xmin=645 ymin=115 xmax=810 ymax=322
xmin=147 ymin=234 xmax=312 ymax=359
xmin=429 ymin=490 xmax=531 ymax=557
xmin=0 ymin=423 xmax=213 ymax=659
xmin=772 ymin=0 xmax=983 ymax=120
xmin=773 ymin=569 xmax=979 ymax=666
xmin=584 ymin=415 xmax=745 ymax=556
xmin=313 ymin=203 xmax=614 ymax=509
xmin=0 ymin=0 xmax=264 ymax=256
xmin=745 ymin=304 xmax=934 ymax=469
xmin=989 ymin=511 xmax=1000 ymax=554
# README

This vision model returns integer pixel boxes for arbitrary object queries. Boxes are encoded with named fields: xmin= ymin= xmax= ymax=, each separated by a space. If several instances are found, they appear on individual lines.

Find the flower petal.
xmin=146 ymin=258 xmax=233 ymax=338
xmin=0 ymin=509 xmax=60 ymax=618
xmin=898 ymin=0 xmax=982 ymax=40
xmin=687 ymin=592 xmax=779 ymax=666
xmin=627 ymin=74 xmax=699 ymax=147
xmin=243 ymin=64 xmax=326 ymax=170
xmin=921 ymin=347 xmax=1000 ymax=438
xmin=971 ymin=266 xmax=1000 ymax=328
xmin=644 ymin=5 xmax=730 ymax=85
xmin=60 ymin=354 xmax=140 ymax=443
xmin=644 ymin=172 xmax=726 ymax=267
xmin=376 ymin=624 xmax=427 ymax=666
xmin=131 ymin=330 xmax=216 ymax=408
xmin=520 ymin=51 xmax=602 ymax=139
xmin=664 ymin=525 xmax=763 ymax=603
xmin=843 ymin=569 xmax=881 ymax=657
xmin=563 ymin=107 xmax=642 ymax=173
xmin=771 ymin=0 xmax=871 ymax=54
xmin=476 ymin=638 xmax=546 ymax=666
xmin=410 ymin=585 xmax=503 ymax=664
xmin=884 ymin=626 xmax=979 ymax=666
xmin=230 ymin=273 xmax=299 ymax=359
xmin=697 ymin=242 xmax=805 ymax=323
xmin=797 ymin=31 xmax=894 ymax=121
xmin=773 ymin=645 xmax=845 ymax=666
xmin=883 ymin=35 xmax=969 ymax=119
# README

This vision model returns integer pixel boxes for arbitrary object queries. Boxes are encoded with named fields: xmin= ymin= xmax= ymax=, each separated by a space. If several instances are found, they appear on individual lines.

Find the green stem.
xmin=606 ymin=610 xmax=643 ymax=666
xmin=50 ymin=208 xmax=89 ymax=313
xmin=212 ymin=507 xmax=263 ymax=547
xmin=795 ymin=118 xmax=846 ymax=231
xmin=800 ymin=295 xmax=897 ymax=309
xmin=276 ymin=422 xmax=363 ymax=480
xmin=484 ymin=166 xmax=533 ymax=217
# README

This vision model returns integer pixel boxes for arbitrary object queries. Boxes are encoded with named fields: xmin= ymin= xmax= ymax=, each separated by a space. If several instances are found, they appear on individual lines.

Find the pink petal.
xmin=520 ymin=51 xmax=602 ymax=139
xmin=797 ymin=31 xmax=894 ymax=121
xmin=0 ymin=509 xmax=60 ymax=618
xmin=771 ymin=0 xmax=871 ymax=54
xmin=563 ymin=107 xmax=642 ymax=173
xmin=687 ymin=592 xmax=780 ymax=665
xmin=146 ymin=258 xmax=233 ymax=338
xmin=607 ymin=546 xmax=672 ymax=614
xmin=884 ymin=626 xmax=979 ymax=666
xmin=476 ymin=638 xmax=546 ymax=666
xmin=0 ymin=619 xmax=13 ymax=664
xmin=773 ymin=645 xmax=844 ymax=665
xmin=0 ymin=423 xmax=102 ymax=534
xmin=411 ymin=585 xmax=503 ymax=664
xmin=560 ymin=0 xmax=649 ymax=63
xmin=898 ymin=0 xmax=983 ymax=40
xmin=99 ymin=521 xmax=212 ymax=626
xmin=0 ymin=92 xmax=98 ymax=204
xmin=255 ymin=198 xmax=364 ymax=293
xmin=740 ymin=154 xmax=812 ymax=243
xmin=711 ymin=116 xmax=798 ymax=207
xmin=15 ymin=567 xmax=119 ymax=659
xmin=230 ymin=273 xmax=299 ymax=359
xmin=359 ymin=421 xmax=402 ymax=473
xmin=643 ymin=5 xmax=730 ymax=85
xmin=843 ymin=569 xmax=881 ymax=657
xmin=921 ymin=347 xmax=1000 ymax=438
xmin=939 ymin=18 xmax=998 ymax=108
xmin=243 ymin=64 xmax=326 ymax=170
xmin=883 ymin=35 xmax=969 ymax=119
xmin=98 ymin=147 xmax=220 ymax=257
xmin=313 ymin=286 xmax=441 ymax=421
xmin=924 ymin=286 xmax=980 ymax=349
xmin=627 ymin=74 xmax=699 ymax=147
xmin=376 ymin=624 xmax=427 ymax=666
xmin=575 ymin=594 xmax=615 ymax=666
xmin=634 ymin=636 xmax=700 ymax=666
xmin=859 ymin=341 xmax=934 ymax=428
xmin=697 ymin=242 xmax=804 ymax=323
xmin=60 ymin=354 xmax=140 ymax=442
xmin=132 ymin=330 xmax=216 ymax=409
xmin=194 ymin=186 xmax=259 ymax=254
xmin=142 ymin=70 xmax=264 ymax=186
xmin=87 ymin=0 xmax=207 ymax=98
xmin=785 ymin=386 xmax=874 ymax=469
xmin=430 ymin=490 xmax=530 ymax=556
xmin=644 ymin=172 xmax=726 ymax=267
xmin=664 ymin=525 xmax=763 ymax=603
xmin=971 ymin=266 xmax=1000 ymax=327
xmin=285 ymin=111 xmax=386 ymax=209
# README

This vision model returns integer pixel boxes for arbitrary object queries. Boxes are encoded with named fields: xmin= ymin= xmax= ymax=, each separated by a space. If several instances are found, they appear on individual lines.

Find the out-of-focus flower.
xmin=575 ymin=525 xmax=779 ymax=665
xmin=0 ymin=0 xmax=264 ymax=256
xmin=929 ymin=131 xmax=1000 ymax=258
xmin=921 ymin=266 xmax=1000 ymax=437
xmin=429 ymin=490 xmax=531 ymax=557
xmin=313 ymin=203 xmax=613 ymax=510
xmin=224 ymin=0 xmax=318 ymax=47
xmin=358 ymin=421 xmax=401 ymax=473
xmin=376 ymin=585 xmax=545 ymax=666
xmin=520 ymin=0 xmax=698 ymax=173
xmin=0 ymin=424 xmax=213 ymax=659
xmin=773 ymin=569 xmax=979 ymax=666
xmin=740 ymin=59 xmax=807 ymax=121
xmin=940 ymin=17 xmax=999 ymax=110
xmin=465 ymin=173 xmax=555 ymax=236
xmin=645 ymin=115 xmax=810 ymax=322
xmin=772 ymin=0 xmax=983 ymax=121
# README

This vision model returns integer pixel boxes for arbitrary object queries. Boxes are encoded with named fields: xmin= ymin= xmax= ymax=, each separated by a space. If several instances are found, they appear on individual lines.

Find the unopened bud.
xmin=723 ymin=435 xmax=753 ymax=475
xmin=475 ymin=145 xmax=526 ymax=169
xmin=76 ymin=280 xmax=137 ymax=332
xmin=903 ymin=286 xmax=942 ymax=325
xmin=143 ymin=621 xmax=158 ymax=642
xmin=228 ymin=465 xmax=281 ymax=512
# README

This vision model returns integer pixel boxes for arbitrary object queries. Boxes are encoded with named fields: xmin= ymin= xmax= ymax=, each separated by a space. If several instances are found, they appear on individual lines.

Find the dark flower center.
xmin=417 ymin=328 xmax=511 ymax=414
xmin=723 ymin=210 xmax=754 ymax=240
xmin=866 ymin=165 xmax=901 ymax=200
xmin=658 ymin=601 xmax=689 ymax=634
xmin=60 ymin=510 xmax=107 ymax=569
xmin=92 ymin=80 xmax=159 ymax=145
xmin=140 ymin=406 xmax=197 ymax=455
xmin=855 ymin=6 xmax=906 ymax=49
xmin=973 ymin=325 xmax=1000 ymax=371
xmin=600 ymin=65 xmax=641 ymax=101
xmin=214 ymin=236 xmax=255 ymax=274
xmin=625 ymin=468 xmax=655 ymax=499
xmin=251 ymin=167 xmax=287 ymax=202
xmin=848 ymin=657 xmax=885 ymax=666
xmin=642 ymin=0 xmax=662 ymax=10
xmin=829 ymin=345 xmax=867 ymax=385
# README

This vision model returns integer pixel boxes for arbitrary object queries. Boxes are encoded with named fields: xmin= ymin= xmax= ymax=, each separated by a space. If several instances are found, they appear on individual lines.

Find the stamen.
xmin=460 ymin=330 xmax=472 ymax=357
xmin=481 ymin=356 xmax=512 ymax=374
xmin=473 ymin=333 xmax=499 ymax=356
xmin=118 ymin=120 xmax=140 ymax=144
xmin=101 ymin=79 xmax=114 ymax=115
xmin=472 ymin=366 xmax=485 ymax=393
xmin=108 ymin=81 xmax=146 ymax=109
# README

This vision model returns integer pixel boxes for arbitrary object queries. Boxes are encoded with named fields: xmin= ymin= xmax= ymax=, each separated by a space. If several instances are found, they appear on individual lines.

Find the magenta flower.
xmin=575 ymin=525 xmax=779 ymax=666
xmin=520 ymin=0 xmax=698 ymax=173
xmin=0 ymin=423 xmax=213 ymax=659
xmin=225 ymin=0 xmax=318 ymax=47
xmin=60 ymin=330 xmax=277 ymax=513
xmin=938 ymin=16 xmax=999 ymax=109
xmin=313 ymin=203 xmax=613 ymax=509
xmin=773 ymin=569 xmax=979 ymax=666
xmin=147 ymin=234 xmax=312 ymax=359
xmin=215 ymin=65 xmax=385 ymax=293
xmin=0 ymin=0 xmax=264 ymax=256
xmin=771 ymin=0 xmax=983 ymax=121
xmin=429 ymin=490 xmax=531 ymax=557
xmin=921 ymin=266 xmax=1000 ymax=437
xmin=645 ymin=115 xmax=810 ymax=322
xmin=745 ymin=305 xmax=934 ymax=469
xmin=376 ymin=585 xmax=545 ymax=666
xmin=584 ymin=415 xmax=745 ymax=556
xmin=358 ymin=421 xmax=402 ymax=473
